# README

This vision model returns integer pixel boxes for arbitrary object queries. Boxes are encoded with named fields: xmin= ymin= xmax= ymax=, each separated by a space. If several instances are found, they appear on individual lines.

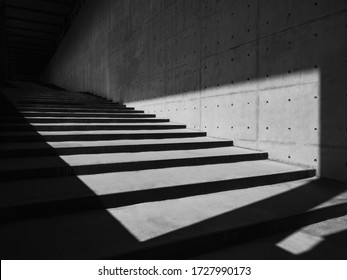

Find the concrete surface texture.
xmin=43 ymin=0 xmax=347 ymax=184
xmin=3 ymin=83 xmax=347 ymax=259
xmin=196 ymin=214 xmax=347 ymax=259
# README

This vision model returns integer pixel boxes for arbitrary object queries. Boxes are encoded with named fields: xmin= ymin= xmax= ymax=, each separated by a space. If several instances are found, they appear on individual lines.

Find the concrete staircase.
xmin=1 ymin=83 xmax=347 ymax=259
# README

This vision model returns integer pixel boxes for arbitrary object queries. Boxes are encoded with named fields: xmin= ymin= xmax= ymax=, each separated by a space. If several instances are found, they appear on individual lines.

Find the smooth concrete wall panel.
xmin=44 ymin=0 xmax=347 ymax=183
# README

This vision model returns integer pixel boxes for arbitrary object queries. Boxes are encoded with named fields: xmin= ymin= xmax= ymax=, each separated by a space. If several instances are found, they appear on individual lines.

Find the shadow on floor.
xmin=0 ymin=84 xmax=346 ymax=260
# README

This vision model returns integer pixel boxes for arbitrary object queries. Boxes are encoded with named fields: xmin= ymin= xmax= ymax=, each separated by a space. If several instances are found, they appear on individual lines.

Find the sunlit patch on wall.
xmin=128 ymin=68 xmax=321 ymax=172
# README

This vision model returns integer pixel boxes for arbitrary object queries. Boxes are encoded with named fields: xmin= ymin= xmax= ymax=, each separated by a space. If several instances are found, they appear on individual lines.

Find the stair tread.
xmin=17 ymin=107 xmax=136 ymax=111
xmin=16 ymin=113 xmax=156 ymax=118
xmin=17 ymin=109 xmax=136 ymax=114
xmin=0 ymin=146 xmax=265 ymax=171
xmin=4 ymin=122 xmax=181 ymax=126
xmin=2 ymin=117 xmax=168 ymax=123
xmin=25 ymin=116 xmax=157 ymax=119
xmin=0 ymin=128 xmax=201 ymax=136
xmin=0 ymin=136 xmax=232 ymax=150
xmin=10 ymin=117 xmax=161 ymax=120
xmin=19 ymin=110 xmax=144 ymax=114
xmin=0 ymin=177 xmax=344 ymax=259
xmin=105 ymin=178 xmax=347 ymax=243
xmin=0 ymin=159 xmax=312 ymax=208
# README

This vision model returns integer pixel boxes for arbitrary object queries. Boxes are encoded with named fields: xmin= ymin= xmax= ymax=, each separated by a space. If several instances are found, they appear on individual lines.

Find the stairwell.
xmin=1 ymin=82 xmax=347 ymax=259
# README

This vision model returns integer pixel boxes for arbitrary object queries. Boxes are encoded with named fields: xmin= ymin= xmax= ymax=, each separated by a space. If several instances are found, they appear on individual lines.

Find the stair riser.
xmin=0 ymin=141 xmax=234 ymax=158
xmin=0 ymin=169 xmax=315 ymax=223
xmin=0 ymin=153 xmax=268 ymax=181
xmin=0 ymin=132 xmax=207 ymax=143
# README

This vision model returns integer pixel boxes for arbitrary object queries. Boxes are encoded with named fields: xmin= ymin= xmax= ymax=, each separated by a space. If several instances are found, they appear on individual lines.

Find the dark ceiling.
xmin=2 ymin=0 xmax=80 ymax=81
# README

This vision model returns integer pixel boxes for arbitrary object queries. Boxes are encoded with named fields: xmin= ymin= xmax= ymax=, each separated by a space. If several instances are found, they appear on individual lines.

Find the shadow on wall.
xmin=42 ymin=0 xmax=347 ymax=183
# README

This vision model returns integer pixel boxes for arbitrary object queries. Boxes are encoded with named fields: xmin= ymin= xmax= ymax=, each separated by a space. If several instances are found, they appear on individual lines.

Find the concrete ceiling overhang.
xmin=2 ymin=0 xmax=80 ymax=80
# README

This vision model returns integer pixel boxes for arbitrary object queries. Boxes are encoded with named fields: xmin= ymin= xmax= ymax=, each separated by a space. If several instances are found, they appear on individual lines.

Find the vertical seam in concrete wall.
xmin=255 ymin=0 xmax=260 ymax=151
xmin=163 ymin=1 xmax=167 ymax=108
xmin=198 ymin=0 xmax=202 ymax=131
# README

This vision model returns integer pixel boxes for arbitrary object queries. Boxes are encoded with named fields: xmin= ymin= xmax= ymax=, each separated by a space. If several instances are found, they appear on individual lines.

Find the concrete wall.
xmin=43 ymin=0 xmax=347 ymax=183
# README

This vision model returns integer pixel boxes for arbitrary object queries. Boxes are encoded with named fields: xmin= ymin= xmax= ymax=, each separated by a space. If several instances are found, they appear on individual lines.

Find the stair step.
xmin=0 ymin=147 xmax=268 ymax=181
xmin=17 ymin=108 xmax=144 ymax=113
xmin=16 ymin=103 xmax=128 ymax=109
xmin=0 ymin=129 xmax=207 ymax=142
xmin=2 ymin=177 xmax=344 ymax=259
xmin=0 ymin=117 xmax=170 ymax=123
xmin=14 ymin=112 xmax=157 ymax=118
xmin=12 ymin=96 xmax=124 ymax=101
xmin=0 ymin=160 xmax=314 ymax=222
xmin=116 ymin=178 xmax=347 ymax=259
xmin=0 ymin=137 xmax=234 ymax=158
xmin=16 ymin=107 xmax=137 ymax=113
xmin=0 ymin=123 xmax=186 ymax=131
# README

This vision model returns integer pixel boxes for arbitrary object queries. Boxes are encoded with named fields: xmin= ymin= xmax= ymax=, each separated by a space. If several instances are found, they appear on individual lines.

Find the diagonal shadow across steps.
xmin=3 ymin=176 xmax=347 ymax=259
xmin=0 ymin=129 xmax=207 ymax=142
xmin=116 ymin=178 xmax=347 ymax=259
xmin=0 ymin=160 xmax=315 ymax=223
xmin=0 ymin=147 xmax=270 ymax=181
xmin=0 ymin=138 xmax=235 ymax=158
xmin=1 ymin=82 xmax=332 ymax=259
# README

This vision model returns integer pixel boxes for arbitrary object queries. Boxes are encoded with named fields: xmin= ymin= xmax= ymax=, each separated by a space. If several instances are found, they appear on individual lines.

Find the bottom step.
xmin=1 ymin=177 xmax=346 ymax=259
xmin=196 ymin=214 xmax=347 ymax=259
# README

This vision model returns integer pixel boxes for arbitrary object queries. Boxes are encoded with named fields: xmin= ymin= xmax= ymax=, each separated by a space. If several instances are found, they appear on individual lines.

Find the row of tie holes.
xmin=152 ymin=97 xmax=319 ymax=133
xmin=150 ymin=93 xmax=322 ymax=163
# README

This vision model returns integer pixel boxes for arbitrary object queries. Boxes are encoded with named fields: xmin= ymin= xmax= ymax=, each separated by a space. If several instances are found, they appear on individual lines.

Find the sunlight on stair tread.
xmin=105 ymin=180 xmax=313 ymax=242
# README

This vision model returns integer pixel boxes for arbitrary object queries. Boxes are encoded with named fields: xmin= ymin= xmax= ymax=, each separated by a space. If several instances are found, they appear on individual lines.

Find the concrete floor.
xmin=1 ymin=176 xmax=346 ymax=259
xmin=197 ymin=214 xmax=347 ymax=259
